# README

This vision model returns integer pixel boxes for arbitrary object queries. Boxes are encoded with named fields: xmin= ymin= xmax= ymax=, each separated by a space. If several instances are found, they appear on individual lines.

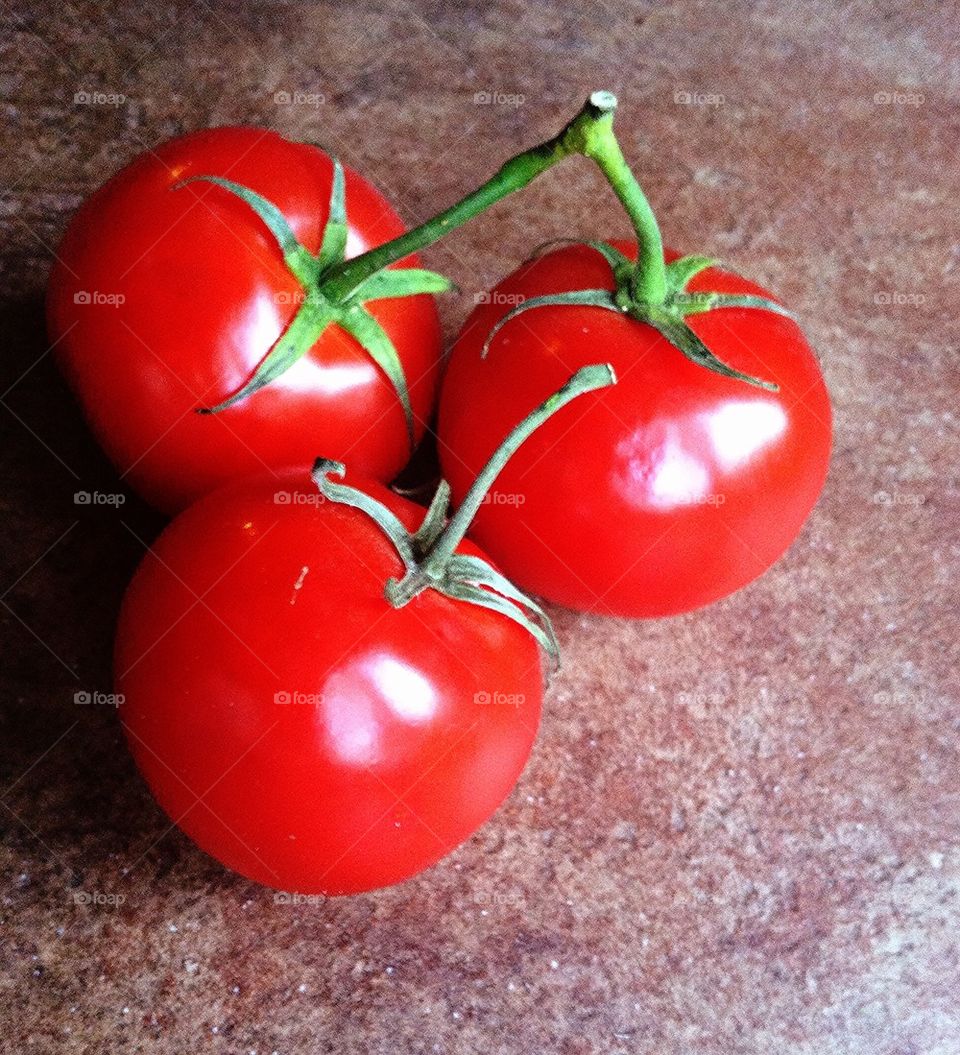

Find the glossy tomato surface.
xmin=48 ymin=128 xmax=441 ymax=513
xmin=114 ymin=471 xmax=542 ymax=894
xmin=438 ymin=243 xmax=832 ymax=618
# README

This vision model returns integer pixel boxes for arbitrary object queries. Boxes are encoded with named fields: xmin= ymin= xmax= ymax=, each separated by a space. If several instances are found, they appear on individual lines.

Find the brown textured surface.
xmin=2 ymin=2 xmax=959 ymax=1052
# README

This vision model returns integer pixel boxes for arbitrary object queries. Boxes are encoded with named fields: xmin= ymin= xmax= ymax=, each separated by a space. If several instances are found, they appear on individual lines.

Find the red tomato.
xmin=48 ymin=128 xmax=441 ymax=513
xmin=114 ymin=471 xmax=542 ymax=894
xmin=437 ymin=243 xmax=832 ymax=618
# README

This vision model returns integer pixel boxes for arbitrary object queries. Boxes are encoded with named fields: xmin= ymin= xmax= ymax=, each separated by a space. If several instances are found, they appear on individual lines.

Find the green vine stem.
xmin=322 ymin=91 xmax=643 ymax=301
xmin=313 ymin=363 xmax=617 ymax=664
xmin=576 ymin=101 xmax=667 ymax=302
xmin=323 ymin=89 xmax=793 ymax=388
xmin=386 ymin=362 xmax=616 ymax=606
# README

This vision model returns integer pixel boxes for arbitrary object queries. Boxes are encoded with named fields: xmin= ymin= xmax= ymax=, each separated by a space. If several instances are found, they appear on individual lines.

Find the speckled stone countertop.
xmin=1 ymin=1 xmax=958 ymax=1052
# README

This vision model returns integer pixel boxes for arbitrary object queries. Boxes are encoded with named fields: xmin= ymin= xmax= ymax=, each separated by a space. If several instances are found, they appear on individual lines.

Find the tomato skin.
xmin=437 ymin=243 xmax=832 ymax=618
xmin=114 ymin=472 xmax=542 ymax=894
xmin=48 ymin=128 xmax=441 ymax=514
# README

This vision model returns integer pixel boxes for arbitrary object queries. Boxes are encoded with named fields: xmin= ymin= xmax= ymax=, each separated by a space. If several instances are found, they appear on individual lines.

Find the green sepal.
xmin=336 ymin=304 xmax=416 ymax=447
xmin=317 ymin=159 xmax=348 ymax=270
xmin=411 ymin=480 xmax=451 ymax=555
xmin=199 ymin=298 xmax=335 ymax=414
xmin=480 ymin=288 xmax=620 ymax=358
xmin=175 ymin=175 xmax=320 ymax=287
xmin=665 ymin=254 xmax=717 ymax=290
xmin=529 ymin=238 xmax=634 ymax=285
xmin=311 ymin=459 xmax=415 ymax=568
xmin=447 ymin=553 xmax=559 ymax=665
xmin=645 ymin=311 xmax=778 ymax=391
xmin=438 ymin=581 xmax=558 ymax=667
xmin=348 ymin=268 xmax=454 ymax=303
xmin=672 ymin=291 xmax=796 ymax=322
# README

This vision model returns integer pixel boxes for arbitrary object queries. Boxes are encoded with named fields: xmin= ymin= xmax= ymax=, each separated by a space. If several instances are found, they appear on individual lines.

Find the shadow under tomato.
xmin=0 ymin=292 xmax=184 ymax=883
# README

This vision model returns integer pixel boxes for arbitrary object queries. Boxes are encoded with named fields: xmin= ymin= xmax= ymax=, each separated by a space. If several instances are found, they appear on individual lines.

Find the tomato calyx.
xmin=175 ymin=164 xmax=452 ymax=446
xmin=480 ymin=240 xmax=792 ymax=390
xmin=311 ymin=362 xmax=618 ymax=666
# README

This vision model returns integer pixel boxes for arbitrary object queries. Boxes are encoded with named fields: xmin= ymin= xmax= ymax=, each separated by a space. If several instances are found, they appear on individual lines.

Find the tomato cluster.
xmin=50 ymin=93 xmax=831 ymax=894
